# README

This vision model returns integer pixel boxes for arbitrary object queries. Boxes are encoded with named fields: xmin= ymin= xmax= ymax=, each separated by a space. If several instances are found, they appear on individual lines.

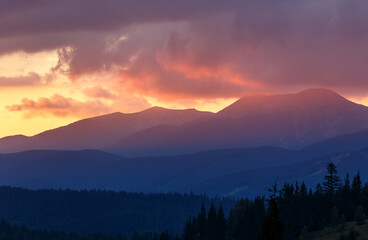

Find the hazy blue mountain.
xmin=0 ymin=147 xmax=303 ymax=191
xmin=302 ymin=128 xmax=368 ymax=157
xmin=193 ymin=148 xmax=368 ymax=198
xmin=1 ymin=141 xmax=367 ymax=198
xmin=0 ymin=150 xmax=124 ymax=189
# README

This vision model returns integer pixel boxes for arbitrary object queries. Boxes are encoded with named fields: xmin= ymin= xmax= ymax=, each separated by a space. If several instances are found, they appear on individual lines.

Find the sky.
xmin=1 ymin=0 xmax=368 ymax=138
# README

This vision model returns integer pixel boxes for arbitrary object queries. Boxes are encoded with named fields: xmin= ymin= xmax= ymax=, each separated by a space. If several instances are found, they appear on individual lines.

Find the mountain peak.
xmin=294 ymin=88 xmax=346 ymax=100
xmin=0 ymin=134 xmax=28 ymax=140
xmin=141 ymin=106 xmax=170 ymax=113
xmin=142 ymin=106 xmax=199 ymax=113
xmin=219 ymin=88 xmax=354 ymax=117
xmin=297 ymin=88 xmax=338 ymax=95
xmin=236 ymin=88 xmax=343 ymax=101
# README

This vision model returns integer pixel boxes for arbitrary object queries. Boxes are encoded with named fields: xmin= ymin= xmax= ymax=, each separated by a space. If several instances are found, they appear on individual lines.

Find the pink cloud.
xmin=6 ymin=94 xmax=112 ymax=118
xmin=83 ymin=86 xmax=117 ymax=99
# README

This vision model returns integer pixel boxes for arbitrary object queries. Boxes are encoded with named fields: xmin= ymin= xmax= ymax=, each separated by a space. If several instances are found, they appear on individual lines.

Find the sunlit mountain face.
xmin=0 ymin=88 xmax=367 ymax=157
xmin=1 ymin=0 xmax=368 ymax=139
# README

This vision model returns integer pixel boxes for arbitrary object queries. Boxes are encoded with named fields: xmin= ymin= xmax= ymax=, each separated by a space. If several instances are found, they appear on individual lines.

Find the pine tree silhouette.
xmin=323 ymin=163 xmax=341 ymax=193
xmin=215 ymin=206 xmax=226 ymax=240
xmin=260 ymin=184 xmax=285 ymax=240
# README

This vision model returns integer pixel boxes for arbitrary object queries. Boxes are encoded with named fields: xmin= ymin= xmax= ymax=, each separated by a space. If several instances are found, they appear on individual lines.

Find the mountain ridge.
xmin=1 ymin=133 xmax=368 ymax=198
xmin=107 ymin=88 xmax=368 ymax=156
xmin=0 ymin=107 xmax=213 ymax=153
xmin=2 ymin=88 xmax=368 ymax=156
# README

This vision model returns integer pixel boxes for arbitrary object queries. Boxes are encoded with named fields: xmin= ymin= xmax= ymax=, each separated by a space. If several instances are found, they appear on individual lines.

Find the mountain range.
xmin=0 ymin=107 xmax=212 ymax=154
xmin=1 ymin=127 xmax=368 ymax=198
xmin=1 ymin=88 xmax=368 ymax=198
xmin=1 ymin=88 xmax=368 ymax=156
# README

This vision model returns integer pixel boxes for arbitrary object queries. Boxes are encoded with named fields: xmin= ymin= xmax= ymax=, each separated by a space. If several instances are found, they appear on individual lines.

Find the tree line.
xmin=0 ymin=187 xmax=235 ymax=235
xmin=183 ymin=163 xmax=368 ymax=240
xmin=0 ymin=220 xmax=182 ymax=240
xmin=0 ymin=163 xmax=367 ymax=240
xmin=0 ymin=220 xmax=127 ymax=240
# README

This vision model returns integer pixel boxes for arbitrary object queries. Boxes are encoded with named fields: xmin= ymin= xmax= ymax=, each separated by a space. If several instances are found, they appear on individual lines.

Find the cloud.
xmin=5 ymin=89 xmax=152 ymax=118
xmin=83 ymin=86 xmax=117 ymax=99
xmin=0 ymin=72 xmax=48 ymax=86
xmin=6 ymin=94 xmax=112 ymax=118
xmin=1 ymin=0 xmax=368 ymax=100
xmin=0 ymin=0 xmax=236 ymax=37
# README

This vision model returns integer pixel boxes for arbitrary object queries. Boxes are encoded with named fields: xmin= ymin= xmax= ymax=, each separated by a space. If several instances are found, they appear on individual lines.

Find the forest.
xmin=0 ymin=163 xmax=367 ymax=240
xmin=0 ymin=187 xmax=235 ymax=234
xmin=183 ymin=163 xmax=368 ymax=240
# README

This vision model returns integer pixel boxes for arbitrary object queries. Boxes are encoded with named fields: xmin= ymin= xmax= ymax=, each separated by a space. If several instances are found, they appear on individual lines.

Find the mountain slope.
xmin=0 ymin=146 xmax=306 ymax=193
xmin=0 ymin=150 xmax=124 ymax=189
xmin=1 ymin=144 xmax=367 ymax=198
xmin=190 ymin=148 xmax=368 ymax=197
xmin=302 ymin=128 xmax=368 ymax=157
xmin=2 ymin=88 xmax=368 ymax=156
xmin=0 ymin=107 xmax=212 ymax=153
xmin=108 ymin=89 xmax=368 ymax=156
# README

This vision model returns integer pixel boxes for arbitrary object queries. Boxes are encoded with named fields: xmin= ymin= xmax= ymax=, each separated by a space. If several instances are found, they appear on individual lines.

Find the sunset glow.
xmin=1 ymin=0 xmax=368 ymax=138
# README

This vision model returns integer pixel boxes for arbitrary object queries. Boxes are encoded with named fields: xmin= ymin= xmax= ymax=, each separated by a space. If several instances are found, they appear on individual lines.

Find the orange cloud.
xmin=83 ymin=86 xmax=117 ymax=99
xmin=6 ymin=94 xmax=112 ymax=118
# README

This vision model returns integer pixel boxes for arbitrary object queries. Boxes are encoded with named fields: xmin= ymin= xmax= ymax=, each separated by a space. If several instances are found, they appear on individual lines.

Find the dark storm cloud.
xmin=1 ymin=0 xmax=368 ymax=98
xmin=0 ymin=0 xmax=243 ymax=37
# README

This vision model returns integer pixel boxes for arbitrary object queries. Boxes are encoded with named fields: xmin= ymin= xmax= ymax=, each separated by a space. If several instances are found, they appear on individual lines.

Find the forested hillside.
xmin=183 ymin=163 xmax=368 ymax=240
xmin=1 ymin=163 xmax=368 ymax=240
xmin=0 ymin=187 xmax=235 ymax=235
xmin=0 ymin=220 xmax=128 ymax=240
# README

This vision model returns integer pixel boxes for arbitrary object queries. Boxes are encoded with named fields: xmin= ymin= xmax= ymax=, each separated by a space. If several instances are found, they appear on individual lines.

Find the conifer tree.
xmin=300 ymin=182 xmax=308 ymax=198
xmin=206 ymin=203 xmax=217 ymax=240
xmin=352 ymin=172 xmax=362 ymax=194
xmin=215 ymin=206 xmax=226 ymax=240
xmin=260 ymin=198 xmax=284 ymax=240
xmin=183 ymin=218 xmax=194 ymax=240
xmin=350 ymin=172 xmax=363 ymax=212
xmin=261 ymin=184 xmax=284 ymax=240
xmin=198 ymin=204 xmax=207 ymax=239
xmin=343 ymin=174 xmax=351 ymax=192
xmin=323 ymin=163 xmax=341 ymax=193
xmin=315 ymin=183 xmax=323 ymax=195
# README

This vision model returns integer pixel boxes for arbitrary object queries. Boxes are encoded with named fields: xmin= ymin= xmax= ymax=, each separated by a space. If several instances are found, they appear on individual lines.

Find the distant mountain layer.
xmin=191 ymin=148 xmax=368 ymax=197
xmin=0 ymin=107 xmax=212 ymax=153
xmin=1 ymin=88 xmax=368 ymax=156
xmin=0 ymin=148 xmax=301 ymax=192
xmin=302 ymin=128 xmax=368 ymax=157
xmin=1 ymin=128 xmax=368 ymax=198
